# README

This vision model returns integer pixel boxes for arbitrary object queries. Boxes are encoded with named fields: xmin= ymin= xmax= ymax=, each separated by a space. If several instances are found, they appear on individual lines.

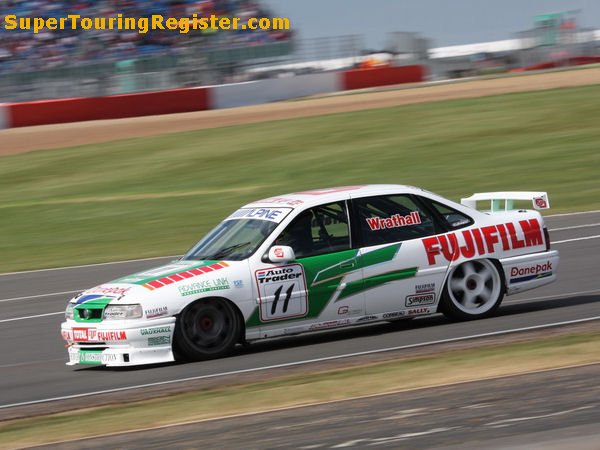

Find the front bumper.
xmin=61 ymin=317 xmax=176 ymax=367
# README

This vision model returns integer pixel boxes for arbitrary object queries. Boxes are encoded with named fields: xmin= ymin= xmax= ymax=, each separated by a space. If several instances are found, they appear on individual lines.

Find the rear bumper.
xmin=501 ymin=250 xmax=559 ymax=295
xmin=61 ymin=317 xmax=176 ymax=367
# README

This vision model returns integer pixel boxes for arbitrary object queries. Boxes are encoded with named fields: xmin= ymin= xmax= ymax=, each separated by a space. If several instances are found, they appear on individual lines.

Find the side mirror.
xmin=268 ymin=246 xmax=296 ymax=263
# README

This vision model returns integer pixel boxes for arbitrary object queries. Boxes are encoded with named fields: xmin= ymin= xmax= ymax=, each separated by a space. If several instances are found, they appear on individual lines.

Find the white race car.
xmin=61 ymin=185 xmax=559 ymax=366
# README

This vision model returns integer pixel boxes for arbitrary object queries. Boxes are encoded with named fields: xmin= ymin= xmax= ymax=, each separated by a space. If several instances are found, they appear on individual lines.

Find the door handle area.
xmin=340 ymin=262 xmax=355 ymax=269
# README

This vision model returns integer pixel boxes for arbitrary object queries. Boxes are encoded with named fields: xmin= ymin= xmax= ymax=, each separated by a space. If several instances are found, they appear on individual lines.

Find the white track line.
xmin=1 ymin=210 xmax=600 ymax=277
xmin=553 ymin=234 xmax=600 ymax=244
xmin=0 ymin=255 xmax=178 ymax=277
xmin=1 ymin=315 xmax=598 ymax=409
xmin=0 ymin=289 xmax=82 ymax=303
xmin=550 ymin=223 xmax=600 ymax=232
xmin=0 ymin=312 xmax=63 ymax=323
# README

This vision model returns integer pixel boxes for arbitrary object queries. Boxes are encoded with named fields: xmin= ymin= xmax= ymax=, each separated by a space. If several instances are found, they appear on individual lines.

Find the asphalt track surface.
xmin=1 ymin=211 xmax=599 ymax=417
xmin=31 ymin=364 xmax=600 ymax=450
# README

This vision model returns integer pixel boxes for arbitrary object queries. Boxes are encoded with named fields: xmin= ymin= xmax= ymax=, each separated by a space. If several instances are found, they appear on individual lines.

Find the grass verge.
xmin=1 ymin=331 xmax=599 ymax=448
xmin=1 ymin=84 xmax=600 ymax=272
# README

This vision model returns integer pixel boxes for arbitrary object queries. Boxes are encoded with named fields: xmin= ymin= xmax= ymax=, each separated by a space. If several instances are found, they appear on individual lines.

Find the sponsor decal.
xmin=142 ymin=262 xmax=229 ymax=291
xmin=294 ymin=186 xmax=365 ymax=196
xmin=259 ymin=197 xmax=304 ymax=207
xmin=415 ymin=283 xmax=435 ymax=293
xmin=256 ymin=266 xmax=303 ymax=284
xmin=406 ymin=293 xmax=436 ymax=307
xmin=534 ymin=197 xmax=548 ymax=209
xmin=256 ymin=265 xmax=307 ymax=322
xmin=356 ymin=315 xmax=378 ymax=322
xmin=309 ymin=319 xmax=351 ymax=330
xmin=97 ymin=330 xmax=127 ymax=341
xmin=70 ymin=329 xmax=125 ymax=342
xmin=79 ymin=350 xmax=103 ymax=365
xmin=140 ymin=326 xmax=172 ymax=336
xmin=366 ymin=212 xmax=422 ymax=231
xmin=226 ymin=207 xmax=291 ymax=223
xmin=61 ymin=330 xmax=73 ymax=340
xmin=178 ymin=277 xmax=230 ymax=296
xmin=338 ymin=306 xmax=363 ymax=316
xmin=233 ymin=279 xmax=244 ymax=288
xmin=510 ymin=262 xmax=553 ymax=283
xmin=85 ymin=286 xmax=130 ymax=297
xmin=145 ymin=306 xmax=169 ymax=319
xmin=148 ymin=336 xmax=170 ymax=346
xmin=407 ymin=307 xmax=431 ymax=315
xmin=274 ymin=247 xmax=285 ymax=259
xmin=73 ymin=327 xmax=96 ymax=342
xmin=383 ymin=311 xmax=406 ymax=319
xmin=422 ymin=219 xmax=544 ymax=265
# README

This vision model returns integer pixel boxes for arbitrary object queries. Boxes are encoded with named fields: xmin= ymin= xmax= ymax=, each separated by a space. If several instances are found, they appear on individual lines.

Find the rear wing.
xmin=461 ymin=191 xmax=550 ymax=212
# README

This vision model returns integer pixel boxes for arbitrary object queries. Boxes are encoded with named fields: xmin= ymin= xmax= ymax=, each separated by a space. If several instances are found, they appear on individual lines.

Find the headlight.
xmin=103 ymin=304 xmax=143 ymax=320
xmin=65 ymin=303 xmax=75 ymax=320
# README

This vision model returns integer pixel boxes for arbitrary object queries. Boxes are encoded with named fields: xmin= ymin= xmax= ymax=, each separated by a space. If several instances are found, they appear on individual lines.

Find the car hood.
xmin=75 ymin=259 xmax=239 ymax=305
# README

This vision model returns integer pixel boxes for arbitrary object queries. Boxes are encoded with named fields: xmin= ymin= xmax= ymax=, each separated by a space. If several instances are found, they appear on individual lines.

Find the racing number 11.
xmin=271 ymin=284 xmax=295 ymax=315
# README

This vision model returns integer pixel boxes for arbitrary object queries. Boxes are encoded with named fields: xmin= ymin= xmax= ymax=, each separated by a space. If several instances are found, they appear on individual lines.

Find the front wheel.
xmin=439 ymin=259 xmax=504 ymax=320
xmin=174 ymin=299 xmax=241 ymax=361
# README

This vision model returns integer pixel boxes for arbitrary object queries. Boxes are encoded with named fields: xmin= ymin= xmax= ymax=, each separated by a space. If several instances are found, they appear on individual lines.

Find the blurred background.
xmin=0 ymin=0 xmax=598 ymax=102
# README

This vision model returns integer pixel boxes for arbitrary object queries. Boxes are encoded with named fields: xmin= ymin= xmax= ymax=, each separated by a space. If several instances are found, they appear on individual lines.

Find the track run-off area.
xmin=1 ymin=211 xmax=599 ymax=415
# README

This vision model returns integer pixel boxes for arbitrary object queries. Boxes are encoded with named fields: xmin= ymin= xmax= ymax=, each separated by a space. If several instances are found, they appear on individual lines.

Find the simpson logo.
xmin=366 ymin=212 xmax=421 ymax=231
xmin=510 ymin=262 xmax=553 ymax=283
xmin=406 ymin=293 xmax=435 ymax=307
xmin=422 ymin=219 xmax=544 ymax=265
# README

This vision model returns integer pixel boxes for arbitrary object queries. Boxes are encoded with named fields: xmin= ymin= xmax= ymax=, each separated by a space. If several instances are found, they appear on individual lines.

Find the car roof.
xmin=243 ymin=184 xmax=429 ymax=209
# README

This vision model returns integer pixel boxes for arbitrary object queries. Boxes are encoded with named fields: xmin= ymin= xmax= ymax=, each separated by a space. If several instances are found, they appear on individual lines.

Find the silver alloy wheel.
xmin=446 ymin=259 xmax=502 ymax=316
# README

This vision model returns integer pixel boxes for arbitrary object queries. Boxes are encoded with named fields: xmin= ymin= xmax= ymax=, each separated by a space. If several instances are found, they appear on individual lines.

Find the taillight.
xmin=543 ymin=227 xmax=551 ymax=251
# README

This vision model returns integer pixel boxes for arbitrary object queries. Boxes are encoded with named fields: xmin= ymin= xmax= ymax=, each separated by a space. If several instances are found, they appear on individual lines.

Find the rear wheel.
xmin=440 ymin=259 xmax=504 ymax=320
xmin=174 ymin=299 xmax=241 ymax=361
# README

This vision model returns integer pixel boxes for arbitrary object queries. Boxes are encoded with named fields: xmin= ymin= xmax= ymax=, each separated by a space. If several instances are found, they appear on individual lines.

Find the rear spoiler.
xmin=461 ymin=191 xmax=550 ymax=212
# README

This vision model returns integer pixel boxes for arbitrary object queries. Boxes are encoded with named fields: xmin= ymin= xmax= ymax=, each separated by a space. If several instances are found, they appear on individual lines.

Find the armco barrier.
xmin=212 ymin=72 xmax=341 ymax=109
xmin=342 ymin=65 xmax=426 ymax=90
xmin=0 ymin=65 xmax=426 ymax=129
xmin=8 ymin=87 xmax=210 ymax=128
xmin=0 ymin=104 xmax=7 ymax=130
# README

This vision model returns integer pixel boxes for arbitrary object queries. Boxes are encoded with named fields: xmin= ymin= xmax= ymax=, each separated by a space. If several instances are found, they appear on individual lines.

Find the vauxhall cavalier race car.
xmin=61 ymin=185 xmax=559 ymax=366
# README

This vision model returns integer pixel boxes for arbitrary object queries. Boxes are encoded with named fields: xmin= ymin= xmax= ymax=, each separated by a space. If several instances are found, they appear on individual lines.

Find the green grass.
xmin=1 ymin=84 xmax=600 ymax=272
xmin=1 ymin=331 xmax=599 ymax=449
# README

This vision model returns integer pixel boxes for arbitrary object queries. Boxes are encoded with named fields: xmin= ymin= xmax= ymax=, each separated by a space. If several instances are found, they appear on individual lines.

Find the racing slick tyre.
xmin=174 ymin=298 xmax=241 ymax=361
xmin=439 ymin=259 xmax=505 ymax=321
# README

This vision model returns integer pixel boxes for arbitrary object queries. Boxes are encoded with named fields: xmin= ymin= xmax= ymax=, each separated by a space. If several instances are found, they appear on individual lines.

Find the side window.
xmin=354 ymin=195 xmax=437 ymax=247
xmin=426 ymin=199 xmax=473 ymax=230
xmin=275 ymin=202 xmax=350 ymax=258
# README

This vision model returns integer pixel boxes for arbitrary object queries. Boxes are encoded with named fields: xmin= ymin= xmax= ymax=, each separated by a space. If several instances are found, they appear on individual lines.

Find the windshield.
xmin=182 ymin=207 xmax=292 ymax=261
